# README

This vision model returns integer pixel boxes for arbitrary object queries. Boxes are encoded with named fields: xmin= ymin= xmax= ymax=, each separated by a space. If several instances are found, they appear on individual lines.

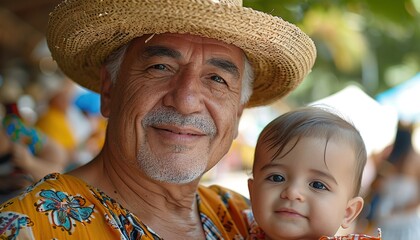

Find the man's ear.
xmin=233 ymin=105 xmax=245 ymax=139
xmin=100 ymin=66 xmax=113 ymax=117
xmin=341 ymin=196 xmax=364 ymax=229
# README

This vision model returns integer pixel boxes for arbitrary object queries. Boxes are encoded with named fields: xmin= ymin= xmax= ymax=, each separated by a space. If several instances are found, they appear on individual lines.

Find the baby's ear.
xmin=341 ymin=196 xmax=364 ymax=229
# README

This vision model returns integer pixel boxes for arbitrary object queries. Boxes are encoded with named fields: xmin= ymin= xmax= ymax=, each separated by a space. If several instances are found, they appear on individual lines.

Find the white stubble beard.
xmin=136 ymin=141 xmax=209 ymax=184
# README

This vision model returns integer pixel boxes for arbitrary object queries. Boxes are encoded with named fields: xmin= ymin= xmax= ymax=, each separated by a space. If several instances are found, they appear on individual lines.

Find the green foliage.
xmin=244 ymin=0 xmax=420 ymax=105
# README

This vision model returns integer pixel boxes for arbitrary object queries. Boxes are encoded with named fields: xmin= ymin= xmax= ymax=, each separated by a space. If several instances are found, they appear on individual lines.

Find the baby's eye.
xmin=210 ymin=75 xmax=226 ymax=84
xmin=267 ymin=174 xmax=285 ymax=183
xmin=310 ymin=181 xmax=328 ymax=190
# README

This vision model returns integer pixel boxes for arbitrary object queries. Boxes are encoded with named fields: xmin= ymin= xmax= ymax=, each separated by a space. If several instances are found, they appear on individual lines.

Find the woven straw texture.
xmin=47 ymin=0 xmax=316 ymax=108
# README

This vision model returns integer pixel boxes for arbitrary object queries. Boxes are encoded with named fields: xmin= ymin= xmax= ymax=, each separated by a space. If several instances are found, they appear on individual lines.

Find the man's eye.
xmin=310 ymin=181 xmax=328 ymax=190
xmin=210 ymin=75 xmax=226 ymax=84
xmin=151 ymin=64 xmax=167 ymax=70
xmin=267 ymin=174 xmax=285 ymax=183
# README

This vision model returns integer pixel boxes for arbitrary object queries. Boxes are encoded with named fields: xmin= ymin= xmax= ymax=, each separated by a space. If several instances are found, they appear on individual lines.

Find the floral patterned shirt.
xmin=0 ymin=173 xmax=251 ymax=239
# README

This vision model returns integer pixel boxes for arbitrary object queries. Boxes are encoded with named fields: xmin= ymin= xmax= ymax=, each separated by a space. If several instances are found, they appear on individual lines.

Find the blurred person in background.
xmin=35 ymin=78 xmax=83 ymax=154
xmin=368 ymin=123 xmax=420 ymax=239
xmin=35 ymin=78 xmax=104 ymax=169
xmin=0 ymin=80 xmax=68 ymax=202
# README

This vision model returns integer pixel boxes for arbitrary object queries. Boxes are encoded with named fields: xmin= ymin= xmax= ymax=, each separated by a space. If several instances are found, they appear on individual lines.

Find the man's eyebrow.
xmin=142 ymin=46 xmax=181 ymax=59
xmin=207 ymin=58 xmax=240 ymax=80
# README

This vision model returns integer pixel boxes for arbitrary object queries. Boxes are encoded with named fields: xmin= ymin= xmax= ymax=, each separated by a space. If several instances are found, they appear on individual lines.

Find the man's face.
xmin=101 ymin=33 xmax=245 ymax=184
xmin=248 ymin=137 xmax=360 ymax=239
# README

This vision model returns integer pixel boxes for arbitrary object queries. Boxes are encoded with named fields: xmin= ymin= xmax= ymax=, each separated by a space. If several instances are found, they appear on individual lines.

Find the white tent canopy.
xmin=310 ymin=85 xmax=399 ymax=156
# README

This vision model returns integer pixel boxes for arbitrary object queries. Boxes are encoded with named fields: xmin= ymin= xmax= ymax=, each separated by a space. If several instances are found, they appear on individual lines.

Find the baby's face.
xmin=248 ymin=136 xmax=362 ymax=239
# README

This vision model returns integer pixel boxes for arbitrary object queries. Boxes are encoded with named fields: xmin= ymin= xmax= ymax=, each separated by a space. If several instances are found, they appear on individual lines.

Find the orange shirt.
xmin=0 ymin=173 xmax=251 ymax=239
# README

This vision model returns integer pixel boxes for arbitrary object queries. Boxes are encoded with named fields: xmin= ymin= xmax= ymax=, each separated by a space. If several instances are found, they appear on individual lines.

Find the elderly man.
xmin=0 ymin=0 xmax=316 ymax=239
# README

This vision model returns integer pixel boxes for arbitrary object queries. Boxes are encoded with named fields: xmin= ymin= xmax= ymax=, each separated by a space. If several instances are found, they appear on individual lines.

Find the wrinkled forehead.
xmin=129 ymin=33 xmax=245 ymax=61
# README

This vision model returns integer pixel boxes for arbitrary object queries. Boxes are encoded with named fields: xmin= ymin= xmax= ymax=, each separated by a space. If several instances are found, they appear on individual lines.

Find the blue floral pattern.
xmin=35 ymin=189 xmax=94 ymax=234
xmin=0 ymin=211 xmax=34 ymax=239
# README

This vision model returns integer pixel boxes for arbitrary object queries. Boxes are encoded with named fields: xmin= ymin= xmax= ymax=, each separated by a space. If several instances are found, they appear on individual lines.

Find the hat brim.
xmin=47 ymin=0 xmax=316 ymax=108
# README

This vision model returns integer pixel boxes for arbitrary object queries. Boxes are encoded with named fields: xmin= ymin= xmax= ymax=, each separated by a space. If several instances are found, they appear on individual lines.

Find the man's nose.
xmin=162 ymin=69 xmax=204 ymax=115
xmin=280 ymin=182 xmax=305 ymax=201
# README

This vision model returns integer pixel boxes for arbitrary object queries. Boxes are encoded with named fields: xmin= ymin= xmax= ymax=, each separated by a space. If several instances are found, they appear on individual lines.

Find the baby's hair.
xmin=255 ymin=106 xmax=367 ymax=196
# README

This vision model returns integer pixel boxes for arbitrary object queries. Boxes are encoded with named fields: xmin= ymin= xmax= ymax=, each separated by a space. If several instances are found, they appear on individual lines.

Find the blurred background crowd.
xmin=1 ymin=0 xmax=420 ymax=239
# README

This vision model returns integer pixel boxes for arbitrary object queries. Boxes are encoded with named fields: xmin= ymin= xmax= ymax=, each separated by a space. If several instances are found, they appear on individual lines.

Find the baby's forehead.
xmin=255 ymin=135 xmax=358 ymax=170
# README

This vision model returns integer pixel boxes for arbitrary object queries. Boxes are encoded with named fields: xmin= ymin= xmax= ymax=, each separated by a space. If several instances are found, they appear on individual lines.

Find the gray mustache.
xmin=142 ymin=108 xmax=217 ymax=137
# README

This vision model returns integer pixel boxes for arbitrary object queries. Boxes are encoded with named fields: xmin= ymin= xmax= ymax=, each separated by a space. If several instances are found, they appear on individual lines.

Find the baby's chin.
xmin=265 ymin=230 xmax=326 ymax=240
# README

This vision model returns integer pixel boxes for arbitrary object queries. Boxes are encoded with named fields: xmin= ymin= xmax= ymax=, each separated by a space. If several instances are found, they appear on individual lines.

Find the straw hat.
xmin=47 ymin=0 xmax=316 ymax=108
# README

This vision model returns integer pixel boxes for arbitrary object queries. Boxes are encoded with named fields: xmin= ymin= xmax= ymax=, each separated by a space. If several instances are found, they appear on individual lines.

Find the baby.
xmin=247 ymin=106 xmax=381 ymax=240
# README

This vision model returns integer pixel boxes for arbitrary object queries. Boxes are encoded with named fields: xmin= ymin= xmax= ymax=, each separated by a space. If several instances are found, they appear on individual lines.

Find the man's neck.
xmin=70 ymin=153 xmax=206 ymax=239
